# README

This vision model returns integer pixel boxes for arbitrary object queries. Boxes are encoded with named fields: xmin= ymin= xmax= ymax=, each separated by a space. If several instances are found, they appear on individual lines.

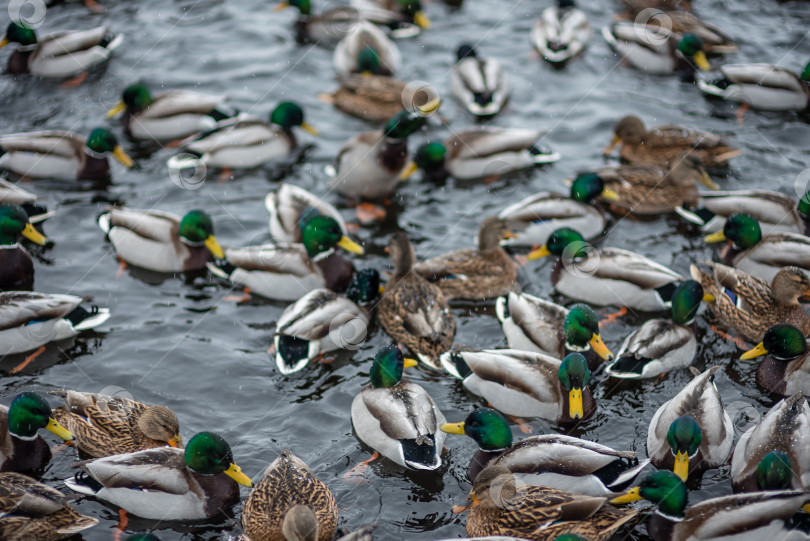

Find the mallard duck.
xmin=612 ymin=470 xmax=810 ymax=541
xmin=647 ymin=366 xmax=733 ymax=481
xmin=274 ymin=0 xmax=362 ymax=44
xmin=0 ymin=179 xmax=51 ymax=223
xmin=704 ymin=213 xmax=810 ymax=282
xmin=412 ymin=217 xmax=518 ymax=300
xmin=242 ymin=450 xmax=338 ymax=541
xmin=106 ymin=83 xmax=235 ymax=142
xmin=1 ymin=22 xmax=122 ymax=78
xmin=0 ymin=204 xmax=47 ymax=290
xmin=0 ymin=392 xmax=74 ymax=473
xmin=622 ymin=6 xmax=736 ymax=55
xmin=403 ymin=128 xmax=560 ymax=183
xmin=351 ymin=345 xmax=446 ymax=470
xmin=333 ymin=21 xmax=401 ymax=77
xmin=441 ymin=407 xmax=649 ymax=491
xmin=351 ymin=0 xmax=431 ymax=35
xmin=208 ymin=214 xmax=363 ymax=300
xmin=731 ymin=393 xmax=810 ymax=492
xmin=740 ymin=325 xmax=810 ymax=396
xmin=0 ymin=292 xmax=109 ymax=355
xmin=690 ymin=262 xmax=810 ymax=343
xmin=450 ymin=44 xmax=508 ymax=117
xmin=274 ymin=268 xmax=380 ymax=374
xmin=496 ymin=173 xmax=616 ymax=248
xmin=442 ymin=350 xmax=595 ymax=425
xmin=320 ymin=74 xmax=407 ymax=122
xmin=455 ymin=465 xmax=638 ymax=540
xmin=65 ymin=431 xmax=253 ymax=520
xmin=603 ymin=115 xmax=741 ymax=168
xmin=621 ymin=0 xmax=691 ymax=13
xmin=531 ymin=0 xmax=591 ymax=64
xmin=377 ymin=232 xmax=454 ymax=369
xmin=167 ymin=102 xmax=317 ymax=172
xmin=0 ymin=472 xmax=97 ymax=541
xmin=277 ymin=507 xmax=375 ymax=541
xmin=528 ymin=227 xmax=684 ymax=311
xmin=602 ymin=24 xmax=710 ymax=75
xmin=98 ymin=207 xmax=224 ymax=273
xmin=49 ymin=389 xmax=181 ymax=458
xmin=496 ymin=294 xmax=613 ymax=371
xmin=265 ymin=183 xmax=347 ymax=244
xmin=606 ymin=280 xmax=704 ymax=379
xmin=0 ymin=128 xmax=133 ymax=181
xmin=698 ymin=62 xmax=810 ymax=112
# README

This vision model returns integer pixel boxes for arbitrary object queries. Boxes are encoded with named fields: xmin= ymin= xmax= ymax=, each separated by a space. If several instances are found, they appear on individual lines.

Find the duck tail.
xmin=674 ymin=205 xmax=716 ymax=227
xmin=68 ymin=305 xmax=111 ymax=331
xmin=21 ymin=203 xmax=55 ymax=224
xmin=99 ymin=32 xmax=124 ymax=52
xmin=167 ymin=151 xmax=205 ymax=171
xmin=529 ymin=144 xmax=561 ymax=164
xmin=64 ymin=471 xmax=102 ymax=495
xmin=696 ymin=76 xmax=731 ymax=97
xmin=206 ymin=260 xmax=236 ymax=280
xmin=495 ymin=295 xmax=509 ymax=323
xmin=209 ymin=104 xmax=239 ymax=122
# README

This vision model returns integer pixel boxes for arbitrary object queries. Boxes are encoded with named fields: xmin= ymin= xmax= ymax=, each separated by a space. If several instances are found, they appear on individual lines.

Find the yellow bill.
xmin=224 ymin=462 xmax=254 ymax=487
xmin=399 ymin=161 xmax=419 ymax=181
xmin=168 ymin=434 xmax=183 ymax=448
xmin=46 ymin=418 xmax=74 ymax=441
xmin=740 ymin=342 xmax=768 ymax=360
xmin=113 ymin=146 xmax=134 ymax=168
xmin=703 ymin=293 xmax=716 ymax=302
xmin=273 ymin=1 xmax=290 ymax=10
xmin=610 ymin=486 xmax=642 ymax=504
xmin=378 ymin=285 xmax=385 ymax=294
xmin=693 ymin=51 xmax=711 ymax=72
xmin=205 ymin=235 xmax=225 ymax=259
xmin=704 ymin=230 xmax=727 ymax=243
xmin=699 ymin=171 xmax=719 ymax=190
xmin=338 ymin=236 xmax=364 ymax=255
xmin=440 ymin=421 xmax=466 ymax=435
xmin=106 ymin=101 xmax=126 ymax=118
xmin=301 ymin=121 xmax=319 ymax=136
xmin=602 ymin=187 xmax=620 ymax=201
xmin=569 ymin=388 xmax=584 ymax=420
xmin=589 ymin=333 xmax=613 ymax=361
xmin=22 ymin=223 xmax=47 ymax=245
xmin=603 ymin=134 xmax=620 ymax=156
xmin=0 ymin=37 xmax=8 ymax=48
xmin=674 ymin=450 xmax=689 ymax=481
xmin=404 ymin=358 xmax=418 ymax=368
xmin=414 ymin=11 xmax=431 ymax=29
xmin=527 ymin=245 xmax=551 ymax=260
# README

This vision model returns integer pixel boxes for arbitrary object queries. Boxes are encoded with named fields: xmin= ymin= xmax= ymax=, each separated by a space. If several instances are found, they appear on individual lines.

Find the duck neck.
xmin=379 ymin=137 xmax=409 ymax=175
xmin=7 ymin=49 xmax=32 ymax=74
xmin=80 ymin=148 xmax=112 ymax=182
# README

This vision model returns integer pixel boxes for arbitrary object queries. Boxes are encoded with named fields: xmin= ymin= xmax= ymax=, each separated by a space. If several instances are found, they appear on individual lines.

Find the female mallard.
xmin=496 ymin=294 xmax=613 ymax=371
xmin=412 ymin=217 xmax=518 ymax=300
xmin=603 ymin=115 xmax=741 ymax=168
xmin=351 ymin=345 xmax=446 ymax=470
xmin=455 ymin=465 xmax=637 ymax=540
xmin=704 ymin=213 xmax=810 ymax=282
xmin=740 ymin=325 xmax=810 ymax=396
xmin=531 ymin=0 xmax=591 ymax=64
xmin=450 ymin=44 xmax=508 ymax=117
xmin=621 ymin=0 xmax=691 ymax=13
xmin=606 ymin=280 xmax=704 ymax=379
xmin=0 ymin=392 xmax=74 ymax=473
xmin=1 ymin=22 xmax=122 ymax=79
xmin=168 ymin=102 xmax=317 ymax=172
xmin=350 ymin=0 xmax=431 ymax=35
xmin=441 ymin=407 xmax=649 ymax=491
xmin=276 ymin=507 xmax=375 ymax=541
xmin=731 ymin=393 xmax=810 ymax=492
xmin=0 ymin=472 xmax=97 ymax=541
xmin=690 ymin=262 xmax=810 ymax=343
xmin=320 ymin=74 xmax=407 ymax=122
xmin=333 ymin=21 xmax=401 ymax=77
xmin=404 ymin=128 xmax=559 ymax=183
xmin=647 ymin=366 xmax=733 ymax=481
xmin=0 ymin=204 xmax=47 ymax=290
xmin=242 ymin=450 xmax=338 ymax=541
xmin=106 ymin=83 xmax=235 ymax=142
xmin=602 ymin=24 xmax=710 ymax=75
xmin=622 ymin=5 xmax=736 ymax=55
xmin=265 ymin=183 xmax=347 ymax=244
xmin=98 ymin=207 xmax=225 ymax=273
xmin=377 ymin=232 xmax=454 ymax=370
xmin=274 ymin=0 xmax=362 ymax=44
xmin=698 ymin=62 xmax=810 ymax=113
xmin=611 ymin=470 xmax=810 ymax=541
xmin=49 ymin=389 xmax=181 ymax=458
xmin=0 ymin=179 xmax=51 ymax=223
xmin=441 ymin=350 xmax=595 ymax=426
xmin=274 ymin=268 xmax=380 ymax=374
xmin=208 ymin=215 xmax=363 ymax=300
xmin=528 ymin=227 xmax=684 ymax=312
xmin=0 ymin=128 xmax=133 ymax=181
xmin=65 ymin=431 xmax=253 ymax=520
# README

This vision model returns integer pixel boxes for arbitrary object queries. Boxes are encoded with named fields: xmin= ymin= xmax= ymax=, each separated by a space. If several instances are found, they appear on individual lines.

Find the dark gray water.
xmin=2 ymin=0 xmax=810 ymax=539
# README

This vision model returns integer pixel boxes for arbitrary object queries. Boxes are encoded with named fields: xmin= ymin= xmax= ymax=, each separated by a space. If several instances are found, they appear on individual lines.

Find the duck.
xmin=441 ymin=350 xmax=595 ymax=426
xmin=603 ymin=116 xmax=741 ymax=168
xmin=611 ymin=470 xmax=810 ymax=541
xmin=697 ymin=61 xmax=810 ymax=113
xmin=621 ymin=0 xmax=691 ymax=13
xmin=496 ymin=173 xmax=616 ymax=248
xmin=703 ymin=213 xmax=810 ymax=282
xmin=731 ymin=392 xmax=810 ymax=492
xmin=98 ymin=207 xmax=225 ymax=273
xmin=740 ymin=324 xmax=810 ymax=397
xmin=0 ymin=392 xmax=74 ymax=473
xmin=528 ymin=227 xmax=684 ymax=312
xmin=602 ymin=24 xmax=710 ymax=76
xmin=450 ymin=44 xmax=508 ymax=117
xmin=106 ymin=83 xmax=236 ymax=143
xmin=0 ymin=179 xmax=51 ymax=224
xmin=351 ymin=345 xmax=446 ymax=470
xmin=621 ymin=5 xmax=736 ymax=55
xmin=64 ymin=431 xmax=253 ymax=520
xmin=274 ymin=268 xmax=380 ymax=374
xmin=0 ymin=128 xmax=133 ymax=181
xmin=606 ymin=280 xmax=704 ymax=379
xmin=495 ymin=294 xmax=613 ymax=371
xmin=208 ymin=214 xmax=363 ymax=300
xmin=690 ymin=262 xmax=810 ymax=343
xmin=167 ymin=102 xmax=317 ymax=172
xmin=455 ymin=465 xmax=638 ymax=540
xmin=441 ymin=407 xmax=649 ymax=491
xmin=377 ymin=232 xmax=454 ymax=370
xmin=531 ymin=0 xmax=591 ymax=64
xmin=333 ymin=21 xmax=401 ymax=77
xmin=274 ymin=0 xmax=363 ymax=44
xmin=1 ymin=22 xmax=122 ymax=79
xmin=647 ymin=366 xmax=733 ymax=481
xmin=350 ymin=0 xmax=431 ymax=35
xmin=412 ymin=217 xmax=518 ymax=300
xmin=242 ymin=450 xmax=338 ymax=541
xmin=403 ymin=127 xmax=560 ymax=183
xmin=0 ymin=472 xmax=98 ymax=541
xmin=320 ymin=74 xmax=407 ymax=122
xmin=0 ymin=204 xmax=47 ymax=290
xmin=49 ymin=389 xmax=181 ymax=458
xmin=0 ymin=291 xmax=109 ymax=356
xmin=265 ymin=183 xmax=347 ymax=244
xmin=278 ymin=507 xmax=375 ymax=541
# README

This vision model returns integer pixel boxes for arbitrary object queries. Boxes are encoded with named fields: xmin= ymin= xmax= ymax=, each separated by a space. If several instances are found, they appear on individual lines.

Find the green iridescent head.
xmin=801 ymin=62 xmax=810 ymax=82
xmin=546 ymin=227 xmax=586 ymax=257
xmin=670 ymin=280 xmax=703 ymax=325
xmin=558 ymin=353 xmax=591 ymax=392
xmin=184 ymin=432 xmax=234 ymax=474
xmin=125 ymin=535 xmax=162 ymax=541
xmin=398 ymin=0 xmax=423 ymax=16
xmin=121 ymin=84 xmax=154 ymax=113
xmin=86 ymin=128 xmax=120 ymax=154
xmin=763 ymin=323 xmax=807 ymax=360
xmin=564 ymin=304 xmax=599 ymax=348
xmin=4 ymin=22 xmax=37 ymax=46
xmin=369 ymin=345 xmax=410 ymax=388
xmin=0 ymin=204 xmax=43 ymax=245
xmin=7 ymin=392 xmax=72 ymax=441
xmin=301 ymin=215 xmax=344 ymax=258
xmin=179 ymin=210 xmax=215 ymax=244
xmin=721 ymin=213 xmax=762 ymax=250
xmin=413 ymin=142 xmax=447 ymax=174
xmin=287 ymin=0 xmax=312 ymax=15
xmin=757 ymin=451 xmax=793 ymax=491
xmin=570 ymin=173 xmax=607 ymax=204
xmin=445 ymin=408 xmax=513 ymax=451
xmin=799 ymin=191 xmax=810 ymax=218
xmin=678 ymin=33 xmax=703 ymax=57
xmin=357 ymin=46 xmax=384 ymax=75
xmin=270 ymin=102 xmax=306 ymax=130
xmin=346 ymin=268 xmax=381 ymax=307
xmin=628 ymin=470 xmax=689 ymax=517
xmin=667 ymin=415 xmax=702 ymax=459
xmin=384 ymin=110 xmax=426 ymax=140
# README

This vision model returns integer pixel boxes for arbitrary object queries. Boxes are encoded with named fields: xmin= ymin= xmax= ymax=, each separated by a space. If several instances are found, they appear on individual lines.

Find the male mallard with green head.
xmin=333 ymin=21 xmax=400 ymax=76
xmin=0 ymin=204 xmax=47 ymax=290
xmin=740 ymin=324 xmax=810 ymax=396
xmin=698 ymin=61 xmax=810 ymax=114
xmin=0 ymin=392 xmax=74 ymax=473
xmin=602 ymin=26 xmax=711 ymax=76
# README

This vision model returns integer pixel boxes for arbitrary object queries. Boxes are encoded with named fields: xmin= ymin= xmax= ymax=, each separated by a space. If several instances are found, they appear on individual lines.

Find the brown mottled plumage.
xmin=622 ymin=0 xmax=691 ymax=13
xmin=242 ymin=450 xmax=337 ymax=541
xmin=322 ymin=74 xmax=406 ymax=122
